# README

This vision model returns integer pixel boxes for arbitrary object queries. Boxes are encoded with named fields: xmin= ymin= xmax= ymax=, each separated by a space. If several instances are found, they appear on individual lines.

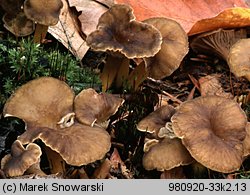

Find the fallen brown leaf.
xmin=199 ymin=74 xmax=233 ymax=98
xmin=110 ymin=148 xmax=133 ymax=178
xmin=48 ymin=0 xmax=89 ymax=59
xmin=68 ymin=0 xmax=111 ymax=36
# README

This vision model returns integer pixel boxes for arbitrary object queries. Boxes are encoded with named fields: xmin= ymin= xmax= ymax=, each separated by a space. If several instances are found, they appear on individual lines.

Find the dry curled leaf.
xmin=189 ymin=7 xmax=250 ymax=35
xmin=68 ymin=0 xmax=112 ymax=36
xmin=199 ymin=74 xmax=233 ymax=98
xmin=48 ymin=0 xmax=89 ymax=59
xmin=110 ymin=148 xmax=133 ymax=178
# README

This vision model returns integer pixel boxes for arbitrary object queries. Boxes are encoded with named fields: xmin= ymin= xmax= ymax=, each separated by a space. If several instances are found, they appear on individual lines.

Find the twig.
xmin=162 ymin=91 xmax=182 ymax=104
xmin=229 ymin=72 xmax=234 ymax=95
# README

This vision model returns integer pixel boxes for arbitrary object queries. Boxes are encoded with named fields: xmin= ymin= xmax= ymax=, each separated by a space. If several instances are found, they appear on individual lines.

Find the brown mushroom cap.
xmin=143 ymin=17 xmax=189 ymax=80
xmin=2 ymin=12 xmax=35 ymax=37
xmin=243 ymin=122 xmax=250 ymax=158
xmin=23 ymin=0 xmax=63 ymax=26
xmin=3 ymin=77 xmax=75 ymax=129
xmin=137 ymin=105 xmax=175 ymax=134
xmin=143 ymin=138 xmax=193 ymax=171
xmin=2 ymin=140 xmax=42 ymax=177
xmin=171 ymin=96 xmax=247 ymax=173
xmin=86 ymin=4 xmax=162 ymax=59
xmin=228 ymin=38 xmax=250 ymax=81
xmin=190 ymin=28 xmax=247 ymax=61
xmin=74 ymin=88 xmax=124 ymax=127
xmin=17 ymin=123 xmax=111 ymax=166
xmin=0 ymin=0 xmax=24 ymax=14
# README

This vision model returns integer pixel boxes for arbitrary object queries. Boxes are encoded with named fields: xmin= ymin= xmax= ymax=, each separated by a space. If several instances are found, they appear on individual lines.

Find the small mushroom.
xmin=74 ymin=88 xmax=124 ymax=127
xmin=86 ymin=4 xmax=162 ymax=59
xmin=143 ymin=17 xmax=189 ymax=80
xmin=190 ymin=28 xmax=247 ymax=61
xmin=2 ymin=12 xmax=35 ymax=37
xmin=228 ymin=38 xmax=250 ymax=81
xmin=137 ymin=105 xmax=175 ymax=135
xmin=1 ymin=140 xmax=42 ymax=177
xmin=23 ymin=0 xmax=63 ymax=43
xmin=171 ymin=96 xmax=247 ymax=173
xmin=143 ymin=138 xmax=193 ymax=171
xmin=137 ymin=104 xmax=193 ymax=175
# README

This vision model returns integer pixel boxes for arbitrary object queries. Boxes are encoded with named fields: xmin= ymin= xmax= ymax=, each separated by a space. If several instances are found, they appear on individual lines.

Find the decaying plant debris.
xmin=0 ymin=0 xmax=250 ymax=179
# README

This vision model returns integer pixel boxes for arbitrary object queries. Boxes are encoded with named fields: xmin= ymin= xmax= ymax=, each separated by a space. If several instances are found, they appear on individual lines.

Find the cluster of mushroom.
xmin=1 ymin=77 xmax=124 ymax=177
xmin=86 ymin=4 xmax=189 ymax=91
xmin=190 ymin=28 xmax=250 ymax=81
xmin=137 ymin=95 xmax=249 ymax=177
xmin=0 ymin=0 xmax=63 ymax=42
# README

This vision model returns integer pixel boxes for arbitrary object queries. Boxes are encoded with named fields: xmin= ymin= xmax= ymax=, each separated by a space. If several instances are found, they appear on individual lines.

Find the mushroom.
xmin=171 ymin=95 xmax=247 ymax=173
xmin=228 ymin=38 xmax=250 ymax=81
xmin=1 ymin=140 xmax=42 ymax=177
xmin=137 ymin=105 xmax=193 ymax=177
xmin=86 ymin=4 xmax=162 ymax=59
xmin=86 ymin=4 xmax=162 ymax=91
xmin=3 ymin=77 xmax=117 ymax=174
xmin=2 ymin=12 xmax=35 ymax=37
xmin=137 ymin=105 xmax=175 ymax=135
xmin=17 ymin=123 xmax=111 ymax=168
xmin=143 ymin=17 xmax=189 ymax=80
xmin=190 ymin=28 xmax=247 ymax=61
xmin=23 ymin=0 xmax=63 ymax=43
xmin=74 ymin=88 xmax=124 ymax=127
xmin=243 ymin=122 xmax=250 ymax=158
xmin=143 ymin=137 xmax=193 ymax=171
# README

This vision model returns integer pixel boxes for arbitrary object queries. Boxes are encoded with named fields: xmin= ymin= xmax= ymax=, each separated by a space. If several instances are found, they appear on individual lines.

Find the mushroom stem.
xmin=44 ymin=147 xmax=65 ymax=174
xmin=160 ymin=167 xmax=186 ymax=179
xmin=25 ymin=162 xmax=46 ymax=176
xmin=191 ymin=161 xmax=208 ymax=178
xmin=33 ymin=24 xmax=48 ymax=43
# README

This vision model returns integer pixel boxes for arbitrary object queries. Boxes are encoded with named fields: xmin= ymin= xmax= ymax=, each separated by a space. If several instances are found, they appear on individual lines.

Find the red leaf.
xmin=114 ymin=0 xmax=249 ymax=35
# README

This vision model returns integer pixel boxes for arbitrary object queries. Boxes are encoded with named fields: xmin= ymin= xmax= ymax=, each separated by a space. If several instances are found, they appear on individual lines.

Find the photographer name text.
xmin=1 ymin=182 xmax=104 ymax=193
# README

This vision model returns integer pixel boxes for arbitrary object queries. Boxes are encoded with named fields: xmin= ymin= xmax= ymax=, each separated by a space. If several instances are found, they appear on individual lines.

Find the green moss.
xmin=0 ymin=37 xmax=101 ymax=108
